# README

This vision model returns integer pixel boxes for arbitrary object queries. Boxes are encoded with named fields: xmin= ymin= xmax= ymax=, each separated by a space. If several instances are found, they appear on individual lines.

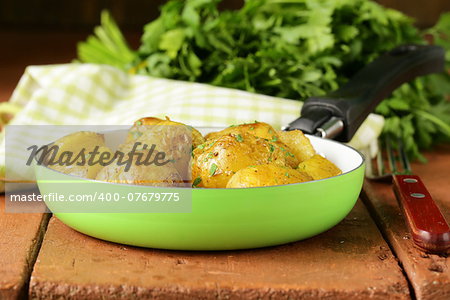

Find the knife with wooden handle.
xmin=393 ymin=175 xmax=450 ymax=253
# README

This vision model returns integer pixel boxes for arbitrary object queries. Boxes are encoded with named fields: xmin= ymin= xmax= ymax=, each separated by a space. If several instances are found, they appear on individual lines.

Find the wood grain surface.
xmin=29 ymin=201 xmax=409 ymax=300
xmin=0 ymin=196 xmax=50 ymax=299
xmin=0 ymin=30 xmax=140 ymax=103
xmin=362 ymin=145 xmax=450 ymax=300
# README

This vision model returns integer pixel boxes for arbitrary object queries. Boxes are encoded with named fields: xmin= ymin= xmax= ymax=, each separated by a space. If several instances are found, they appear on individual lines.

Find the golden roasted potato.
xmin=120 ymin=120 xmax=195 ymax=180
xmin=51 ymin=118 xmax=344 ymax=188
xmin=205 ymin=121 xmax=278 ymax=141
xmin=48 ymin=131 xmax=113 ymax=179
xmin=277 ymin=130 xmax=315 ymax=162
xmin=192 ymin=133 xmax=298 ymax=188
xmin=51 ymin=131 xmax=106 ymax=158
xmin=297 ymin=154 xmax=342 ymax=180
xmin=226 ymin=164 xmax=312 ymax=188
xmin=125 ymin=116 xmax=205 ymax=148
xmin=205 ymin=122 xmax=303 ymax=164
xmin=95 ymin=157 xmax=184 ymax=186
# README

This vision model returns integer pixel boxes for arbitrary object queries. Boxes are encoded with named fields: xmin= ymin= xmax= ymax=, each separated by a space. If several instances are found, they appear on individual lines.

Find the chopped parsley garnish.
xmin=197 ymin=144 xmax=205 ymax=150
xmin=135 ymin=121 xmax=142 ymax=126
xmin=269 ymin=144 xmax=275 ymax=153
xmin=270 ymin=135 xmax=278 ymax=142
xmin=192 ymin=177 xmax=202 ymax=187
xmin=285 ymin=172 xmax=290 ymax=177
xmin=209 ymin=163 xmax=218 ymax=176
xmin=203 ymin=152 xmax=214 ymax=162
xmin=235 ymin=134 xmax=244 ymax=142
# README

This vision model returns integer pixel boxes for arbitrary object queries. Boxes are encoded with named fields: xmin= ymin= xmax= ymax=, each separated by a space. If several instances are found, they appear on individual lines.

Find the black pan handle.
xmin=299 ymin=44 xmax=445 ymax=142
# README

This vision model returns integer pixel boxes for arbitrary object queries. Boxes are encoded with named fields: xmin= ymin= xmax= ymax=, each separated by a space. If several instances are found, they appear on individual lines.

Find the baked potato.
xmin=297 ymin=154 xmax=342 ymax=180
xmin=120 ymin=120 xmax=195 ymax=180
xmin=226 ymin=164 xmax=312 ymax=188
xmin=205 ymin=121 xmax=278 ymax=141
xmin=277 ymin=130 xmax=316 ymax=162
xmin=204 ymin=121 xmax=300 ymax=167
xmin=192 ymin=132 xmax=299 ymax=188
xmin=48 ymin=131 xmax=113 ymax=179
xmin=52 ymin=117 xmax=343 ymax=188
xmin=125 ymin=116 xmax=205 ymax=148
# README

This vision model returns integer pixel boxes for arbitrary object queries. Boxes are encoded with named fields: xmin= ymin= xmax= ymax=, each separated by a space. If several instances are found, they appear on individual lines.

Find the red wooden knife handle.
xmin=393 ymin=174 xmax=450 ymax=253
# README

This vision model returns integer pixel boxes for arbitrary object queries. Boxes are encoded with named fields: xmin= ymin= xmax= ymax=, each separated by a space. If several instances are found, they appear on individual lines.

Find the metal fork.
xmin=365 ymin=135 xmax=450 ymax=253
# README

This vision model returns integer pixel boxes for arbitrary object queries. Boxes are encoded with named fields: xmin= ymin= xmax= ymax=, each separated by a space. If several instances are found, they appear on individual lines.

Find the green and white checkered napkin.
xmin=0 ymin=63 xmax=384 ymax=180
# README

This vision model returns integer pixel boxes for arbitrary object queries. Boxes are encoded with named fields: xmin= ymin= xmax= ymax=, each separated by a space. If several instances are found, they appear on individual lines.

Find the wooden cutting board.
xmin=28 ymin=200 xmax=409 ymax=300
xmin=362 ymin=144 xmax=450 ymax=300
xmin=0 ymin=197 xmax=49 ymax=299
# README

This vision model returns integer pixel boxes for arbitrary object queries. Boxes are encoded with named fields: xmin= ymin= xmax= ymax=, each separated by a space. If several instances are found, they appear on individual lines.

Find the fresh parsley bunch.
xmin=78 ymin=0 xmax=450 ymax=161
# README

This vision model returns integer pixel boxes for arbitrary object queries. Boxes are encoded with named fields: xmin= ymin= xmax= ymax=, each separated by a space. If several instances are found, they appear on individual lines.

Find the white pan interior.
xmin=306 ymin=135 xmax=365 ymax=173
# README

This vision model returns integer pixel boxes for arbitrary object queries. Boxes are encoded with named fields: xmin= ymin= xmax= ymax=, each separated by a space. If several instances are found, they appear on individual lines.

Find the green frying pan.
xmin=35 ymin=135 xmax=364 ymax=250
xmin=34 ymin=45 xmax=444 ymax=250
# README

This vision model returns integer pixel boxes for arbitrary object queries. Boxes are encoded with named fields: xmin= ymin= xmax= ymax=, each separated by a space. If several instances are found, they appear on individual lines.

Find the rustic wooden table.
xmin=0 ymin=30 xmax=449 ymax=300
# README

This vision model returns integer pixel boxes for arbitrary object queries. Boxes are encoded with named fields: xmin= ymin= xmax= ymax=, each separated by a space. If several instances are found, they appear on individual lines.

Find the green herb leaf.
xmin=192 ymin=177 xmax=202 ymax=187
xmin=209 ymin=163 xmax=218 ymax=176
xmin=235 ymin=134 xmax=244 ymax=142
xmin=203 ymin=152 xmax=214 ymax=162
xmin=78 ymin=2 xmax=450 ymax=161
xmin=285 ymin=151 xmax=295 ymax=157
